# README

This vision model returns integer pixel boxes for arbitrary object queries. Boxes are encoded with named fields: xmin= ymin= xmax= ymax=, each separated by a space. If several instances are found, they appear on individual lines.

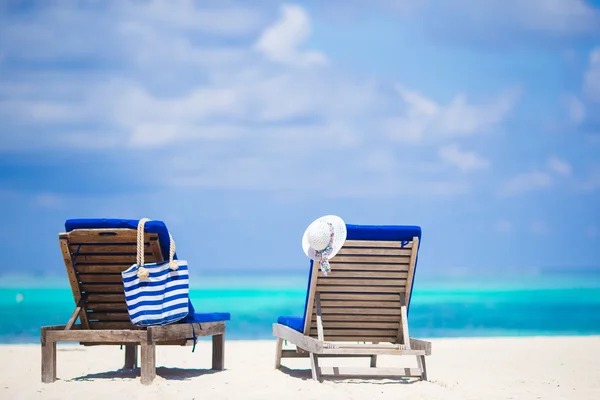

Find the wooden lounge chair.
xmin=273 ymin=225 xmax=431 ymax=381
xmin=41 ymin=218 xmax=230 ymax=385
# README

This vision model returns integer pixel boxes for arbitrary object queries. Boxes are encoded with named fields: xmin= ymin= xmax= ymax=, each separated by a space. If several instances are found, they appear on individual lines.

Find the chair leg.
xmin=124 ymin=345 xmax=137 ymax=369
xmin=275 ymin=337 xmax=283 ymax=369
xmin=41 ymin=337 xmax=57 ymax=383
xmin=140 ymin=342 xmax=156 ymax=385
xmin=309 ymin=353 xmax=321 ymax=382
xmin=370 ymin=341 xmax=378 ymax=367
xmin=417 ymin=355 xmax=428 ymax=381
xmin=212 ymin=333 xmax=225 ymax=370
xmin=370 ymin=355 xmax=377 ymax=367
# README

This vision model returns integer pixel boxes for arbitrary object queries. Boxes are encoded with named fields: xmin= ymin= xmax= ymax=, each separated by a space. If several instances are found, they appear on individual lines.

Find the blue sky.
xmin=0 ymin=0 xmax=599 ymax=278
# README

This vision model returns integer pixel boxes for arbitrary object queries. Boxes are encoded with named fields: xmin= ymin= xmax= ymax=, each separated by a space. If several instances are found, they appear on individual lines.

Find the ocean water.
xmin=1 ymin=271 xmax=599 ymax=343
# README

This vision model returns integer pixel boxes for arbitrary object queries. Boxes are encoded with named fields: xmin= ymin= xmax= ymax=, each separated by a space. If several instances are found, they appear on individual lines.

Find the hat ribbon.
xmin=315 ymin=222 xmax=335 ymax=275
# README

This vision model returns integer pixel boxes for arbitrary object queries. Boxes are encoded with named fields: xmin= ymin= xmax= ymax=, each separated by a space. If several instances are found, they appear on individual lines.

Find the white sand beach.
xmin=1 ymin=336 xmax=599 ymax=400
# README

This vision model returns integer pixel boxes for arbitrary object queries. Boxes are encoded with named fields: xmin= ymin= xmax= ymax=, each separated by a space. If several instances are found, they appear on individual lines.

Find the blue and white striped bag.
xmin=121 ymin=219 xmax=190 ymax=326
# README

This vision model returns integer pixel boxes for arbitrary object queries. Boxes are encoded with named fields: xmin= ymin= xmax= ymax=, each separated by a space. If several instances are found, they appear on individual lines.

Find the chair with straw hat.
xmin=273 ymin=215 xmax=431 ymax=381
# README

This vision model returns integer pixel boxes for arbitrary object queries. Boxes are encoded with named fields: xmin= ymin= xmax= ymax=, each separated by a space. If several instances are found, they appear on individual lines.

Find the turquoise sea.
xmin=1 ymin=271 xmax=600 ymax=343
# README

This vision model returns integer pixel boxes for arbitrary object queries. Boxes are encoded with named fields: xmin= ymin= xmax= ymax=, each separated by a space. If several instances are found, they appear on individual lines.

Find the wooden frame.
xmin=41 ymin=228 xmax=227 ymax=385
xmin=273 ymin=236 xmax=431 ymax=381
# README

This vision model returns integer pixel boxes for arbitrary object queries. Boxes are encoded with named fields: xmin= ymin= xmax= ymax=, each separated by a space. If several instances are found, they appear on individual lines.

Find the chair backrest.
xmin=59 ymin=228 xmax=165 ymax=330
xmin=302 ymin=234 xmax=420 ymax=344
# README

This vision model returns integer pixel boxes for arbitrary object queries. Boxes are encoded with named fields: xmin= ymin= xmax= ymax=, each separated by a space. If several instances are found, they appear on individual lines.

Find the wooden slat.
xmin=319 ymin=300 xmax=400 ymax=308
xmin=332 ymin=255 xmax=410 ymax=264
xmin=317 ymin=278 xmax=406 ymax=286
xmin=311 ymin=321 xmax=399 ymax=329
xmin=72 ymin=254 xmax=159 ymax=263
xmin=78 ymin=274 xmax=123 ymax=283
xmin=280 ymin=350 xmax=372 ymax=359
xmin=317 ymin=336 xmax=396 ymax=343
xmin=316 ymin=285 xmax=405 ymax=293
xmin=76 ymin=264 xmax=131 ymax=273
xmin=87 ymin=312 xmax=130 ymax=321
xmin=318 ymin=366 xmax=421 ymax=377
xmin=80 ymin=340 xmax=186 ymax=346
xmin=274 ymin=324 xmax=323 ymax=353
xmin=85 ymin=294 xmax=125 ymax=303
xmin=315 ymin=308 xmax=401 ymax=316
xmin=319 ymin=346 xmax=425 ymax=356
xmin=343 ymin=240 xmax=413 ymax=248
xmin=89 ymin=321 xmax=138 ymax=330
xmin=149 ymin=322 xmax=226 ymax=341
xmin=337 ymin=248 xmax=412 ymax=256
xmin=310 ymin=329 xmax=397 ymax=337
xmin=328 ymin=263 xmax=409 ymax=271
xmin=148 ymin=239 xmax=164 ymax=263
xmin=86 ymin=303 xmax=127 ymax=311
xmin=46 ymin=328 xmax=144 ymax=342
xmin=410 ymin=338 xmax=432 ymax=355
xmin=311 ymin=315 xmax=399 ymax=322
xmin=69 ymin=243 xmax=149 ymax=253
xmin=67 ymin=229 xmax=157 ymax=243
xmin=80 ymin=283 xmax=124 ymax=293
xmin=318 ymin=271 xmax=408 ymax=279
xmin=318 ymin=293 xmax=400 ymax=301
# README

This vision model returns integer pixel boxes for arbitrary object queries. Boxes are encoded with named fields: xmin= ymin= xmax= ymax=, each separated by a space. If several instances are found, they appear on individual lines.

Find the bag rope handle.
xmin=136 ymin=218 xmax=178 ymax=279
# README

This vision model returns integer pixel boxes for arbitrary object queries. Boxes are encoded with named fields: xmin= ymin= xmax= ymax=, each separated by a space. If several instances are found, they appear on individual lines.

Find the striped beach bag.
xmin=121 ymin=218 xmax=190 ymax=326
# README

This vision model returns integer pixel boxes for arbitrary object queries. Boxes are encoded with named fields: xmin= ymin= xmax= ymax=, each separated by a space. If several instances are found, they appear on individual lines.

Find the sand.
xmin=1 ymin=336 xmax=599 ymax=400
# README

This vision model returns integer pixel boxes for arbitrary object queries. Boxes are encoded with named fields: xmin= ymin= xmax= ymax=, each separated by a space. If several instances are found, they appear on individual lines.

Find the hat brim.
xmin=302 ymin=215 xmax=347 ymax=261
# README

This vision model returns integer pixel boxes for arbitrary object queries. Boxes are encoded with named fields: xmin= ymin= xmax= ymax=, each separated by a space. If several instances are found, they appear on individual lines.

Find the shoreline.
xmin=2 ymin=332 xmax=600 ymax=344
xmin=2 ymin=333 xmax=600 ymax=345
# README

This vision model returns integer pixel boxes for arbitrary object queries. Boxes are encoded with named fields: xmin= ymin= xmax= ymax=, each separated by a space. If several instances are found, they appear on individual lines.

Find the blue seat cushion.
xmin=185 ymin=312 xmax=231 ymax=323
xmin=277 ymin=316 xmax=304 ymax=332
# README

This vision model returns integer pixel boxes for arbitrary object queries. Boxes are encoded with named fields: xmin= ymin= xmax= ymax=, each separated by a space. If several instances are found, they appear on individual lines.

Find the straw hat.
xmin=302 ymin=215 xmax=347 ymax=274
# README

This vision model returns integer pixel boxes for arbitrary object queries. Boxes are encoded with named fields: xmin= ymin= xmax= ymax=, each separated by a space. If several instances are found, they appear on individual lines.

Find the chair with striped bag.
xmin=40 ymin=218 xmax=230 ymax=385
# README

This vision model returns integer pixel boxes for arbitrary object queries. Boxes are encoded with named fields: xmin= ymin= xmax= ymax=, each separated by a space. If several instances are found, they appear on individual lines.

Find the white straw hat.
xmin=302 ymin=215 xmax=347 ymax=275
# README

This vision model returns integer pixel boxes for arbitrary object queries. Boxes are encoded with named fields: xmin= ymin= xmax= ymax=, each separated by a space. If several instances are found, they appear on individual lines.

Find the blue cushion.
xmin=346 ymin=224 xmax=421 ymax=242
xmin=277 ymin=224 xmax=422 ymax=333
xmin=64 ymin=218 xmax=231 ymax=324
xmin=277 ymin=316 xmax=304 ymax=332
xmin=65 ymin=218 xmax=177 ymax=261
xmin=186 ymin=312 xmax=231 ymax=323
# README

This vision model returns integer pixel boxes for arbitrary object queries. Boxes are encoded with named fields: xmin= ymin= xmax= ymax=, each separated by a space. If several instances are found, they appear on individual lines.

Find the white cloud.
xmin=438 ymin=145 xmax=490 ymax=171
xmin=584 ymin=47 xmax=600 ymax=102
xmin=547 ymin=156 xmax=572 ymax=176
xmin=564 ymin=95 xmax=586 ymax=125
xmin=501 ymin=171 xmax=553 ymax=197
xmin=0 ymin=1 xmax=522 ymax=198
xmin=34 ymin=193 xmax=65 ymax=209
xmin=254 ymin=4 xmax=327 ymax=67
xmin=385 ymin=86 xmax=521 ymax=143
xmin=501 ymin=156 xmax=574 ymax=196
